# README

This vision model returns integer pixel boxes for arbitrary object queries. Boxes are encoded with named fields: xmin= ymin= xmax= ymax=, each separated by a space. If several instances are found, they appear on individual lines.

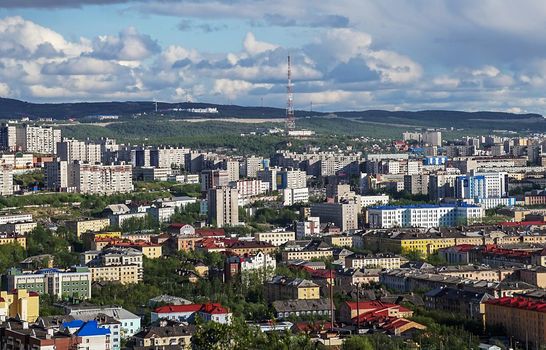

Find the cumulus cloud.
xmin=243 ymin=32 xmax=278 ymax=56
xmin=90 ymin=27 xmax=160 ymax=61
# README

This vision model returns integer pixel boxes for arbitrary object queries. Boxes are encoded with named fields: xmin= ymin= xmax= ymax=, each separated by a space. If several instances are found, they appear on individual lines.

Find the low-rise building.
xmin=345 ymin=253 xmax=401 ymax=270
xmin=254 ymin=231 xmax=295 ymax=247
xmin=67 ymin=218 xmax=110 ymax=238
xmin=485 ymin=297 xmax=546 ymax=349
xmin=0 ymin=289 xmax=39 ymax=322
xmin=265 ymin=276 xmax=320 ymax=301
xmin=65 ymin=304 xmax=141 ymax=338
xmin=132 ymin=320 xmax=195 ymax=350
xmin=84 ymin=247 xmax=143 ymax=284
xmin=281 ymin=240 xmax=333 ymax=262
xmin=2 ymin=267 xmax=92 ymax=299
xmin=150 ymin=303 xmax=232 ymax=324
xmin=272 ymin=299 xmax=333 ymax=320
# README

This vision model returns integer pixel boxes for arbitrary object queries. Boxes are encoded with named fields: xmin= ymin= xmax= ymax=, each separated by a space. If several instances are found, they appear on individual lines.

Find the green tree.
xmin=342 ymin=336 xmax=373 ymax=350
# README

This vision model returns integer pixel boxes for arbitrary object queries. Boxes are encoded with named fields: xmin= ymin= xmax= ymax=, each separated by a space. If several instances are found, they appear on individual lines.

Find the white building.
xmin=0 ymin=165 xmax=13 ymax=196
xmin=423 ymin=131 xmax=442 ymax=146
xmin=0 ymin=213 xmax=33 ymax=225
xmin=45 ymin=161 xmax=134 ymax=194
xmin=16 ymin=124 xmax=61 ymax=154
xmin=238 ymin=251 xmax=276 ymax=281
xmin=241 ymin=156 xmax=264 ymax=178
xmin=367 ymin=204 xmax=484 ymax=228
xmin=282 ymin=187 xmax=309 ymax=206
xmin=358 ymin=194 xmax=389 ymax=207
xmin=310 ymin=202 xmax=358 ymax=232
xmin=66 ymin=305 xmax=141 ymax=338
xmin=254 ymin=231 xmax=296 ymax=246
xmin=57 ymin=138 xmax=102 ymax=164
xmin=233 ymin=179 xmax=266 ymax=199
xmin=473 ymin=171 xmax=508 ymax=198
xmin=148 ymin=206 xmax=175 ymax=223
xmin=109 ymin=212 xmax=147 ymax=228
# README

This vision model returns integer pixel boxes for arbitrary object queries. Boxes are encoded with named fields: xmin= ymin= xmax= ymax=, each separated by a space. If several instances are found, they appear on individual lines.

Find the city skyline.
xmin=1 ymin=1 xmax=546 ymax=113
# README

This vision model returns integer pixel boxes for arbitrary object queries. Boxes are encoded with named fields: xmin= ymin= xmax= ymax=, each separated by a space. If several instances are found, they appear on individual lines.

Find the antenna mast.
xmin=285 ymin=55 xmax=295 ymax=134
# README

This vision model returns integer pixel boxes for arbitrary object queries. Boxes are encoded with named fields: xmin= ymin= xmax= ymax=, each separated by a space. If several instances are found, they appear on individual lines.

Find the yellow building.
xmin=363 ymin=231 xmax=485 ymax=256
xmin=324 ymin=235 xmax=353 ymax=248
xmin=265 ymin=276 xmax=320 ymax=301
xmin=67 ymin=218 xmax=110 ymax=237
xmin=485 ymin=297 xmax=546 ymax=348
xmin=89 ymin=265 xmax=141 ymax=285
xmin=0 ymin=289 xmax=39 ymax=322
xmin=0 ymin=235 xmax=27 ymax=249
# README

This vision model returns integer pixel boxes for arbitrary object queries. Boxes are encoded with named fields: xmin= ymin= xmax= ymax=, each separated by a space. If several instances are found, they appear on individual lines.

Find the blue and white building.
xmin=455 ymin=175 xmax=487 ymax=199
xmin=423 ymin=156 xmax=448 ymax=166
xmin=367 ymin=203 xmax=484 ymax=228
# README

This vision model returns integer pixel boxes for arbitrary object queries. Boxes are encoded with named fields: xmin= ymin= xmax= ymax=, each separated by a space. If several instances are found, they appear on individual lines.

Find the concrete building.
xmin=0 ymin=289 xmax=39 ymax=322
xmin=485 ymin=297 xmax=546 ymax=349
xmin=222 ymin=159 xmax=239 ymax=182
xmin=404 ymin=174 xmax=429 ymax=195
xmin=84 ymin=247 xmax=143 ymax=284
xmin=282 ymin=187 xmax=309 ymax=206
xmin=264 ymin=276 xmax=320 ymax=301
xmin=367 ymin=204 xmax=484 ymax=228
xmin=241 ymin=156 xmax=264 ymax=178
xmin=344 ymin=253 xmax=401 ymax=269
xmin=150 ymin=146 xmax=189 ymax=169
xmin=151 ymin=303 xmax=232 ymax=325
xmin=207 ymin=186 xmax=239 ymax=227
xmin=0 ymin=124 xmax=17 ymax=151
xmin=296 ymin=217 xmax=321 ymax=239
xmin=66 ymin=218 xmax=110 ymax=238
xmin=423 ymin=131 xmax=442 ymax=146
xmin=310 ymin=202 xmax=358 ymax=232
xmin=200 ymin=169 xmax=229 ymax=192
xmin=254 ymin=231 xmax=295 ymax=246
xmin=57 ymin=138 xmax=102 ymax=164
xmin=10 ymin=124 xmax=62 ymax=154
xmin=0 ymin=164 xmax=13 ymax=196
xmin=2 ymin=267 xmax=92 ymax=299
xmin=65 ymin=304 xmax=141 ymax=338
xmin=45 ymin=161 xmax=133 ymax=194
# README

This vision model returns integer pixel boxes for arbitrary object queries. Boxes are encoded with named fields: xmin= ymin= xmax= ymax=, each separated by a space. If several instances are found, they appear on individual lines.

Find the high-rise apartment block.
xmin=1 ymin=124 xmax=61 ymax=154
xmin=207 ymin=186 xmax=239 ymax=227
xmin=310 ymin=202 xmax=358 ymax=232
xmin=0 ymin=165 xmax=13 ymax=196
xmin=57 ymin=138 xmax=102 ymax=164
xmin=45 ymin=160 xmax=133 ymax=194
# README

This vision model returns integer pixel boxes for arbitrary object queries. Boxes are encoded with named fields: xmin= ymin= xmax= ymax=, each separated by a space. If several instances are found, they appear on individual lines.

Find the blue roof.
xmin=75 ymin=321 xmax=110 ymax=337
xmin=36 ymin=268 xmax=61 ymax=274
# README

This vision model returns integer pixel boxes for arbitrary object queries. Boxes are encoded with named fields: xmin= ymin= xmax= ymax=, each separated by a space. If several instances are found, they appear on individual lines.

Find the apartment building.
xmin=45 ymin=161 xmax=133 ymax=194
xmin=200 ymin=169 xmax=229 ymax=192
xmin=264 ymin=276 xmax=320 ymax=301
xmin=345 ymin=253 xmax=401 ymax=269
xmin=67 ymin=218 xmax=110 ymax=238
xmin=0 ymin=213 xmax=33 ymax=225
xmin=0 ymin=124 xmax=17 ymax=151
xmin=310 ymin=202 xmax=358 ymax=232
xmin=241 ymin=156 xmax=264 ymax=178
xmin=2 ymin=266 xmax=92 ymax=299
xmin=254 ymin=231 xmax=295 ymax=247
xmin=84 ymin=247 xmax=143 ymax=284
xmin=0 ymin=289 xmax=39 ymax=322
xmin=207 ymin=186 xmax=239 ymax=227
xmin=282 ymin=187 xmax=309 ymax=206
xmin=150 ymin=146 xmax=189 ymax=169
xmin=57 ymin=138 xmax=102 ymax=164
xmin=0 ymin=164 xmax=13 ymax=196
xmin=0 ymin=233 xmax=27 ymax=248
xmin=281 ymin=240 xmax=333 ymax=262
xmin=367 ymin=204 xmax=484 ymax=229
xmin=485 ymin=297 xmax=546 ymax=348
xmin=9 ymin=124 xmax=61 ymax=154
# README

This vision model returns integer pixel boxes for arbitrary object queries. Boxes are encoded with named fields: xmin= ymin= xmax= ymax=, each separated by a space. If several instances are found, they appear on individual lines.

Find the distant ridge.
xmin=0 ymin=98 xmax=541 ymax=128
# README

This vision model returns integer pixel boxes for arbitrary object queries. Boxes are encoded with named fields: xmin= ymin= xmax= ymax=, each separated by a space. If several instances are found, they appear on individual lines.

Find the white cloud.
xmin=243 ymin=32 xmax=278 ymax=55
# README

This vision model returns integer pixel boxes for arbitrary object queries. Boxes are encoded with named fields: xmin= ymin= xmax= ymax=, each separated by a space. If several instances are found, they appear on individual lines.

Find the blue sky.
xmin=1 ymin=0 xmax=546 ymax=114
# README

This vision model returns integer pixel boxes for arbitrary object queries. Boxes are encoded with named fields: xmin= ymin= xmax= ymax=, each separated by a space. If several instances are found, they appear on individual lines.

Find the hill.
xmin=0 ymin=97 xmax=543 ymax=132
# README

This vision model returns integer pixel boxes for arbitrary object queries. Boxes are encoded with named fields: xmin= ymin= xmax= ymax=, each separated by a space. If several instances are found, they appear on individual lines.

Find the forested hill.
xmin=0 ymin=97 xmax=543 ymax=131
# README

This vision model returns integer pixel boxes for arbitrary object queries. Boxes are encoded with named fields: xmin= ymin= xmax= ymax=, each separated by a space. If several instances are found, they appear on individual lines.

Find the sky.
xmin=1 ymin=0 xmax=546 ymax=113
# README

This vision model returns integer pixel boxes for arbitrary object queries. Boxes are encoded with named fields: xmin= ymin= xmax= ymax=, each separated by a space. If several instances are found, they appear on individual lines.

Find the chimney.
xmin=22 ymin=321 xmax=28 ymax=329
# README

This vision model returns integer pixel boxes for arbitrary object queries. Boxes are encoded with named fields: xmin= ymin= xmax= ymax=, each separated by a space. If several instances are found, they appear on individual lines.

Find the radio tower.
xmin=285 ymin=55 xmax=296 ymax=134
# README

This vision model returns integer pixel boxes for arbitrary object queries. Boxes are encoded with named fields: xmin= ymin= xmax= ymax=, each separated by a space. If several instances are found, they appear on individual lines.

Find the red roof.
xmin=449 ymin=244 xmax=477 ymax=252
xmin=154 ymin=303 xmax=229 ymax=315
xmin=154 ymin=304 xmax=202 ymax=314
xmin=345 ymin=301 xmax=397 ymax=311
xmin=196 ymin=228 xmax=226 ymax=237
xmin=485 ymin=297 xmax=546 ymax=313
